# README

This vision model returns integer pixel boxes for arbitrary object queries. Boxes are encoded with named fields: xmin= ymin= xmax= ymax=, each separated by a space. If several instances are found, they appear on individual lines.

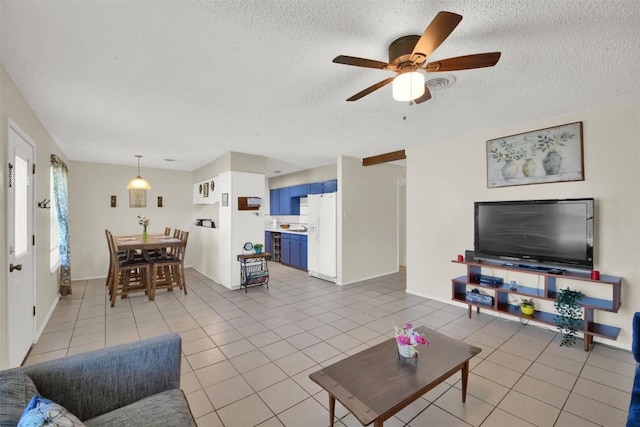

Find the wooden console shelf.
xmin=452 ymin=260 xmax=622 ymax=351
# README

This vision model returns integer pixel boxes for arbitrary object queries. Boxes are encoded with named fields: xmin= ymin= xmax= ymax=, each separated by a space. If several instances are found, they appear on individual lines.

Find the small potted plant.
xmin=253 ymin=243 xmax=264 ymax=254
xmin=520 ymin=298 xmax=535 ymax=315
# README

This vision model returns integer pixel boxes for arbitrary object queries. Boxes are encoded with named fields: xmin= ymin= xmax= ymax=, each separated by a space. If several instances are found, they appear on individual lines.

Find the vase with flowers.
xmin=137 ymin=215 xmax=150 ymax=241
xmin=394 ymin=322 xmax=429 ymax=359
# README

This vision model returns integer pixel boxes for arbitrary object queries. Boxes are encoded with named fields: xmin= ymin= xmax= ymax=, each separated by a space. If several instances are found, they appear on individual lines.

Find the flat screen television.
xmin=474 ymin=198 xmax=594 ymax=270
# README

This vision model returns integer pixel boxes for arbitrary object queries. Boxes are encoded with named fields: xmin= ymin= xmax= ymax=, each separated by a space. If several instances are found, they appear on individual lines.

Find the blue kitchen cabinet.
xmin=289 ymin=184 xmax=310 ymax=197
xmin=265 ymin=231 xmax=272 ymax=256
xmin=300 ymin=235 xmax=308 ymax=270
xmin=281 ymin=233 xmax=291 ymax=265
xmin=323 ymin=179 xmax=338 ymax=193
xmin=278 ymin=187 xmax=291 ymax=215
xmin=290 ymin=234 xmax=301 ymax=268
xmin=309 ymin=182 xmax=323 ymax=194
xmin=270 ymin=189 xmax=279 ymax=215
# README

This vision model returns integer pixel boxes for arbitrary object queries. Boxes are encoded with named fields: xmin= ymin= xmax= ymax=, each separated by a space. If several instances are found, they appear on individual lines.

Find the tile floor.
xmin=25 ymin=263 xmax=634 ymax=426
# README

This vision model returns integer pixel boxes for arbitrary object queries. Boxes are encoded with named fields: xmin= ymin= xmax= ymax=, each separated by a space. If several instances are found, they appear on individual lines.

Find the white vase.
xmin=397 ymin=344 xmax=416 ymax=358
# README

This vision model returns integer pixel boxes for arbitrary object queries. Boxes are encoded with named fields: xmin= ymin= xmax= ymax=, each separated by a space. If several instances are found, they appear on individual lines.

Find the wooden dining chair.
xmin=150 ymin=230 xmax=189 ymax=298
xmin=106 ymin=231 xmax=153 ymax=307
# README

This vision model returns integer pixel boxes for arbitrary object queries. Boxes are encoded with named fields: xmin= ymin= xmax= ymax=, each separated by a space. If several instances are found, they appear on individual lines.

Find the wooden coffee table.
xmin=309 ymin=326 xmax=481 ymax=427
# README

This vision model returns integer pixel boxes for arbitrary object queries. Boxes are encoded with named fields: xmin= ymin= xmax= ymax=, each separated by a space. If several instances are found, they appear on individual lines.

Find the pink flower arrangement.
xmin=394 ymin=322 xmax=430 ymax=353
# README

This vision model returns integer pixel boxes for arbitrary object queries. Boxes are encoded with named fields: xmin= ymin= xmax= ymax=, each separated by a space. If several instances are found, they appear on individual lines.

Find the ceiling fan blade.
xmin=413 ymin=85 xmax=432 ymax=104
xmin=424 ymin=52 xmax=501 ymax=72
xmin=346 ymin=77 xmax=394 ymax=101
xmin=411 ymin=11 xmax=463 ymax=64
xmin=333 ymin=55 xmax=391 ymax=70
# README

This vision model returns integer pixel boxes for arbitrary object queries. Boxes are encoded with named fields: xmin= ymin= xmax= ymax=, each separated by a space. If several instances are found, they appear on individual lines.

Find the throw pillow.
xmin=0 ymin=370 xmax=39 ymax=427
xmin=18 ymin=395 xmax=85 ymax=427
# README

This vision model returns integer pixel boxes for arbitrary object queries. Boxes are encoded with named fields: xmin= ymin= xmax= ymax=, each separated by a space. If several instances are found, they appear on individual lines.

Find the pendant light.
xmin=126 ymin=155 xmax=151 ymax=190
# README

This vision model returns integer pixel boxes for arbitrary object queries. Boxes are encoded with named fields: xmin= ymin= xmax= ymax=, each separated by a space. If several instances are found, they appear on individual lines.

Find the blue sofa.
xmin=0 ymin=333 xmax=196 ymax=426
xmin=628 ymin=312 xmax=640 ymax=427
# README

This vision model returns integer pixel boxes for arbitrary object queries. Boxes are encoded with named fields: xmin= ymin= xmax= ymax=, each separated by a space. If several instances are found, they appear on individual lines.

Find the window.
xmin=50 ymin=167 xmax=60 ymax=270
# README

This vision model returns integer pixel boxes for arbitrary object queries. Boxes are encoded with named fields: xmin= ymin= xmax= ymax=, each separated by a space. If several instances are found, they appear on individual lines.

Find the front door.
xmin=6 ymin=119 xmax=36 ymax=367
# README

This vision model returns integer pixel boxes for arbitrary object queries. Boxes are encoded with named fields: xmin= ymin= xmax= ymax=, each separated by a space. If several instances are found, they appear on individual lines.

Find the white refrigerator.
xmin=307 ymin=192 xmax=337 ymax=283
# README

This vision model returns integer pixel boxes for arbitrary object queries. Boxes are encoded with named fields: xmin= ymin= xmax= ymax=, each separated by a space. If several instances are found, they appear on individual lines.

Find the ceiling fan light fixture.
xmin=392 ymin=71 xmax=425 ymax=102
xmin=126 ymin=155 xmax=151 ymax=190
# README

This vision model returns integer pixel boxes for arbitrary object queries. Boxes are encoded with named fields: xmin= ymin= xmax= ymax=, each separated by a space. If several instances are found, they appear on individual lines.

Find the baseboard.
xmin=35 ymin=294 xmax=60 ymax=342
xmin=340 ymin=269 xmax=399 ymax=286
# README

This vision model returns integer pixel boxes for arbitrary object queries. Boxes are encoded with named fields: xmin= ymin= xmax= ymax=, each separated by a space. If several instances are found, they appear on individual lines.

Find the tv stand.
xmin=452 ymin=259 xmax=622 ymax=351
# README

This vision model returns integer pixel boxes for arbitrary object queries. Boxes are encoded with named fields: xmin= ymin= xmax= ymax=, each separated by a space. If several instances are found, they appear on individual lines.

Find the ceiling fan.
xmin=333 ymin=11 xmax=501 ymax=103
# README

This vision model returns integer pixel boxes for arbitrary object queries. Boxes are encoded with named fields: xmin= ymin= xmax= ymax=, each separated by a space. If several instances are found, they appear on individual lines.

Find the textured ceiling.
xmin=1 ymin=1 xmax=639 ymax=175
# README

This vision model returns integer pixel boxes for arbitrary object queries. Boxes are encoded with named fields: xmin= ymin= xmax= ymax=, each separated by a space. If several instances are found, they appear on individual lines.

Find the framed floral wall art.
xmin=486 ymin=122 xmax=584 ymax=188
xmin=129 ymin=189 xmax=146 ymax=208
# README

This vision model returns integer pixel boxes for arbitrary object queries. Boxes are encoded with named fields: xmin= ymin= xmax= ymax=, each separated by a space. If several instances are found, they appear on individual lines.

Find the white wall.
xmin=216 ymin=171 xmax=267 ymax=289
xmin=0 ymin=66 xmax=68 ymax=368
xmin=407 ymin=101 xmax=640 ymax=349
xmin=69 ymin=161 xmax=195 ymax=279
xmin=338 ymin=155 xmax=406 ymax=285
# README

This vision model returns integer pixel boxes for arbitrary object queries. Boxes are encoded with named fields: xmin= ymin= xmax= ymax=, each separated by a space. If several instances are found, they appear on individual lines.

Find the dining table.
xmin=115 ymin=233 xmax=184 ymax=256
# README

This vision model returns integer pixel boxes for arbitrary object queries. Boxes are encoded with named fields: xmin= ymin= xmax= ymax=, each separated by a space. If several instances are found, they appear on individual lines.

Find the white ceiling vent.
xmin=426 ymin=75 xmax=456 ymax=90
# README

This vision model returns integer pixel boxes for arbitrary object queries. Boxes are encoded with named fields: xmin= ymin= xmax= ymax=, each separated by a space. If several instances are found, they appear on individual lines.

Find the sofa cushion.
xmin=0 ymin=370 xmax=39 ymax=427
xmin=83 ymin=389 xmax=196 ymax=427
xmin=18 ymin=395 xmax=85 ymax=427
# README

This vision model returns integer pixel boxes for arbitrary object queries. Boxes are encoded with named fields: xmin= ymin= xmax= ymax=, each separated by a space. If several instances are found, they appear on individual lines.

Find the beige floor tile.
xmin=229 ymin=348 xmax=270 ymax=373
xmin=180 ymin=371 xmax=202 ymax=394
xmin=182 ymin=336 xmax=216 ymax=356
xmin=434 ymin=386 xmax=493 ymax=426
xmin=194 ymin=360 xmax=239 ymax=388
xmin=67 ymin=341 xmax=105 ymax=356
xmin=453 ymin=373 xmax=509 ymax=406
xmin=301 ymin=341 xmax=342 ymax=363
xmin=216 ymin=394 xmax=274 ymax=427
xmin=248 ymin=330 xmax=282 ymax=348
xmin=204 ymin=375 xmax=255 ymax=409
xmin=572 ymin=377 xmax=632 ymax=411
xmin=260 ymin=339 xmax=298 ymax=361
xmin=472 ymin=359 xmax=522 ymax=388
xmin=486 ymin=349 xmax=533 ymax=374
xmin=178 ymin=327 xmax=208 ymax=343
xmin=195 ymin=411 xmax=224 ymax=427
xmin=410 ymin=403 xmax=472 ymax=426
xmin=580 ymin=363 xmax=634 ymax=392
xmin=242 ymin=362 xmax=289 ymax=392
xmin=513 ymin=374 xmax=570 ymax=408
xmin=325 ymin=333 xmax=361 ymax=352
xmin=286 ymin=331 xmax=322 ymax=350
xmin=218 ymin=338 xmax=256 ymax=359
xmin=256 ymin=416 xmax=285 ymax=427
xmin=498 ymin=390 xmax=560 ymax=426
xmin=480 ymin=408 xmax=535 ymax=426
xmin=274 ymin=350 xmax=317 ymax=376
xmin=563 ymin=392 xmax=629 ymax=426
xmin=524 ymin=362 xmax=578 ymax=390
xmin=277 ymin=397 xmax=333 ymax=427
xmin=210 ymin=329 xmax=244 ymax=346
xmin=554 ymin=410 xmax=601 ymax=427
xmin=393 ymin=396 xmax=430 ymax=423
xmin=536 ymin=351 xmax=584 ymax=375
xmin=258 ymin=378 xmax=309 ymax=414
xmin=186 ymin=389 xmax=214 ymax=419
xmin=22 ymin=349 xmax=68 ymax=365
xmin=290 ymin=366 xmax=323 ymax=395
